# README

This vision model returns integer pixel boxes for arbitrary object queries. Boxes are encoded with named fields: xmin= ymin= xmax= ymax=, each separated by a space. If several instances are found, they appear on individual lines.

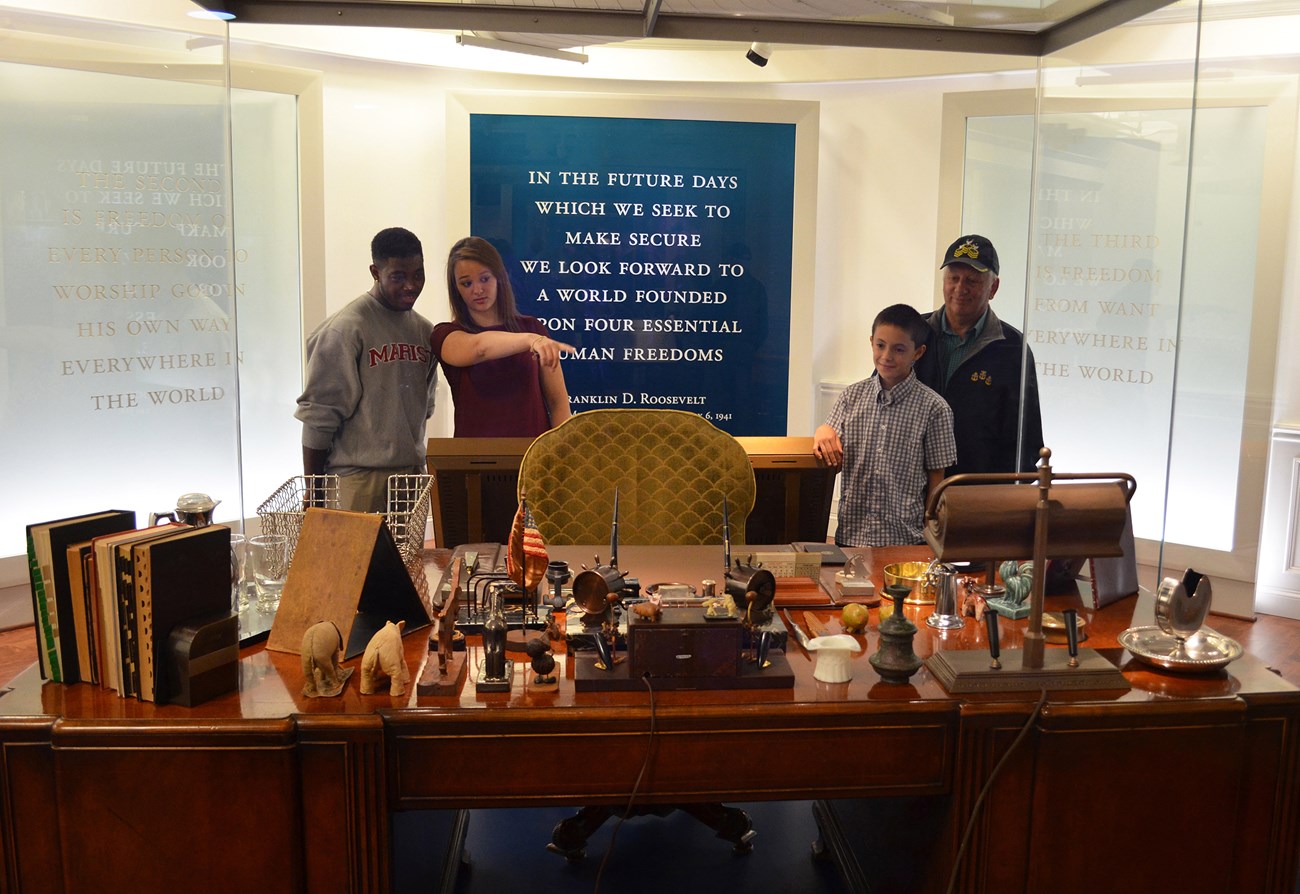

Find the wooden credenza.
xmin=1 ymin=545 xmax=1297 ymax=893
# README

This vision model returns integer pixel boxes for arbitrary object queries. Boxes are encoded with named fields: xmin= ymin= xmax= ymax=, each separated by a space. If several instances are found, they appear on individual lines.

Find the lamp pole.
xmin=1022 ymin=448 xmax=1052 ymax=670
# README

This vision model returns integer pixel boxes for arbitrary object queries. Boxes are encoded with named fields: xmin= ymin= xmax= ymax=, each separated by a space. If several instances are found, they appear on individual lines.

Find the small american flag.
xmin=507 ymin=498 xmax=548 ymax=592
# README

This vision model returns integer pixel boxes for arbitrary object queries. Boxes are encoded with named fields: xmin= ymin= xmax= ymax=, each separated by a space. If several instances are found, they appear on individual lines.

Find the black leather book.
xmin=24 ymin=510 xmax=136 ymax=683
xmin=133 ymin=525 xmax=232 ymax=704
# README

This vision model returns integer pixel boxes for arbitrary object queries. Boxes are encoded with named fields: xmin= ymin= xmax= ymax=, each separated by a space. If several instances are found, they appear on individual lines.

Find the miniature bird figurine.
xmin=525 ymin=635 xmax=557 ymax=684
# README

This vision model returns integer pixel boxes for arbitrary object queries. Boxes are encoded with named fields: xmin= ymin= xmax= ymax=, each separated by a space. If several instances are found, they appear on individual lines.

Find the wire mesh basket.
xmin=255 ymin=473 xmax=432 ymax=601
xmin=386 ymin=473 xmax=434 ymax=602
xmin=255 ymin=475 xmax=341 ymax=564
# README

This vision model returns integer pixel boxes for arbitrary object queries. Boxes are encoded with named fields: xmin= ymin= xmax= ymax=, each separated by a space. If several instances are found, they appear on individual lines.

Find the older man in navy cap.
xmin=916 ymin=234 xmax=1043 ymax=475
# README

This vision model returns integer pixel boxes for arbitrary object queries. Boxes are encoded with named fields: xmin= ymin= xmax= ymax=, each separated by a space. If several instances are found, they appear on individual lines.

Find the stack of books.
xmin=25 ymin=510 xmax=232 ymax=704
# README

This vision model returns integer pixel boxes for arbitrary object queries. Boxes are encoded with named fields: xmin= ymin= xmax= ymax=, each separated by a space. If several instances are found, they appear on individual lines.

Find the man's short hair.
xmin=371 ymin=227 xmax=423 ymax=264
xmin=872 ymin=303 xmax=930 ymax=346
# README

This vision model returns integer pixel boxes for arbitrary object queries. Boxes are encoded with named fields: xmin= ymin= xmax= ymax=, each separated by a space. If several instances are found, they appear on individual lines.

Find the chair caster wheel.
xmin=546 ymin=842 xmax=586 ymax=863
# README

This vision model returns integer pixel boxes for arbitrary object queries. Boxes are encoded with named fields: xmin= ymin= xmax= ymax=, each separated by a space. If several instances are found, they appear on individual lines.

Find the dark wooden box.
xmin=167 ymin=612 xmax=239 ymax=707
xmin=627 ymin=606 xmax=742 ymax=679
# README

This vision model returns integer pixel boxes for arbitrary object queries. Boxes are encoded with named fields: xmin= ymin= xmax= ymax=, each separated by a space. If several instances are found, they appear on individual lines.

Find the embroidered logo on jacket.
xmin=970 ymin=370 xmax=992 ymax=386
xmin=367 ymin=343 xmax=431 ymax=367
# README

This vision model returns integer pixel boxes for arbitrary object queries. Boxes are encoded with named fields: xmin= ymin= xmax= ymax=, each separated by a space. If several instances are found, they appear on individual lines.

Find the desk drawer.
xmin=386 ymin=705 xmax=956 ymax=809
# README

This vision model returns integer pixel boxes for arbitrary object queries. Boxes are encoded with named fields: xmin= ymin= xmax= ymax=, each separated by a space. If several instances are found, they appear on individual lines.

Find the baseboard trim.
xmin=1254 ymin=585 xmax=1300 ymax=621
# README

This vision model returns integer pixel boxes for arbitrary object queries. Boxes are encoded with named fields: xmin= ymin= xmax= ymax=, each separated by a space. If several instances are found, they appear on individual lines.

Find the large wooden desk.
xmin=1 ymin=545 xmax=1297 ymax=894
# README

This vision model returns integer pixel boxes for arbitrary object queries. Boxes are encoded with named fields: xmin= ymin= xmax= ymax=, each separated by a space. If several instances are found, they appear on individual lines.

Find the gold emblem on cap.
xmin=953 ymin=239 xmax=981 ymax=261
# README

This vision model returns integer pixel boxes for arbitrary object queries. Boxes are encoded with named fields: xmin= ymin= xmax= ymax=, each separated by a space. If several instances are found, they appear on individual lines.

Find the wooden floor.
xmin=1207 ymin=610 xmax=1300 ymax=684
xmin=3 ymin=610 xmax=1299 ymax=690
xmin=0 ymin=627 xmax=36 ymax=689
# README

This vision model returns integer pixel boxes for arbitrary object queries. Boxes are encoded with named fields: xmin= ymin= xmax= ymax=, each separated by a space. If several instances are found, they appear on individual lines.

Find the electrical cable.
xmin=944 ymin=688 xmax=1049 ymax=894
xmin=593 ymin=672 xmax=658 ymax=894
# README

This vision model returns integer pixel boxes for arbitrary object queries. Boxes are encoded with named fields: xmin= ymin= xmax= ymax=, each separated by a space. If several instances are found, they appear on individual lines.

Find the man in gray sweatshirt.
xmin=295 ymin=227 xmax=438 ymax=512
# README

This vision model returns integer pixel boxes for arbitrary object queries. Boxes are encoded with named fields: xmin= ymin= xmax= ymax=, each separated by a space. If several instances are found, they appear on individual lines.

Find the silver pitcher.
xmin=925 ymin=562 xmax=965 ymax=630
xmin=150 ymin=492 xmax=220 ymax=527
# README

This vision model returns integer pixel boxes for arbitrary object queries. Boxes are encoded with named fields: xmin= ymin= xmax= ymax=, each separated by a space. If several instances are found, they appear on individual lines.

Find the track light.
xmin=746 ymin=42 xmax=771 ymax=67
xmin=456 ymin=34 xmax=588 ymax=64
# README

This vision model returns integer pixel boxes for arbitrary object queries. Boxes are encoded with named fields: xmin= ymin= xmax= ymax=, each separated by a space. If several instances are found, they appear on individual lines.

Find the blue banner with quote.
xmin=469 ymin=113 xmax=794 ymax=435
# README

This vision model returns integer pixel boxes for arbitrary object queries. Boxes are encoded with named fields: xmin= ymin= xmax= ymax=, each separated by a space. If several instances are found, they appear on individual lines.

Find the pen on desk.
xmin=986 ymin=610 xmax=1001 ymax=670
xmin=722 ymin=494 xmax=731 ymax=575
xmin=610 ymin=488 xmax=619 ymax=570
xmin=1063 ymin=608 xmax=1080 ymax=668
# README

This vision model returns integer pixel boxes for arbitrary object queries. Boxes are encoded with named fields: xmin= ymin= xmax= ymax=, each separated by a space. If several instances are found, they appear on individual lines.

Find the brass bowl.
xmin=1043 ymin=611 xmax=1087 ymax=644
xmin=882 ymin=561 xmax=936 ymax=605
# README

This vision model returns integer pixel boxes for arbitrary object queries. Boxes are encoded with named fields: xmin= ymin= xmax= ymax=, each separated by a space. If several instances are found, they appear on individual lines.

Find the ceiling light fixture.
xmin=456 ymin=35 xmax=588 ymax=64
xmin=188 ymin=8 xmax=236 ymax=21
xmin=746 ymin=42 xmax=771 ymax=67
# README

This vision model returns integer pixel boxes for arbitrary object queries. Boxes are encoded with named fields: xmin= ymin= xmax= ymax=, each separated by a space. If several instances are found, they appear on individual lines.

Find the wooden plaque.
xmin=267 ymin=508 xmax=429 ymax=660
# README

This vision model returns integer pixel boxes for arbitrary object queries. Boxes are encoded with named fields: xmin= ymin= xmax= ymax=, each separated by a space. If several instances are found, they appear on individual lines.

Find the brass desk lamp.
xmin=922 ymin=448 xmax=1136 ymax=693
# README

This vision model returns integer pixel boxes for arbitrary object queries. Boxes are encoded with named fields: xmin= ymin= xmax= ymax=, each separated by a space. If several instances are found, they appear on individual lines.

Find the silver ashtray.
xmin=645 ymin=582 xmax=697 ymax=602
xmin=1119 ymin=625 xmax=1243 ymax=673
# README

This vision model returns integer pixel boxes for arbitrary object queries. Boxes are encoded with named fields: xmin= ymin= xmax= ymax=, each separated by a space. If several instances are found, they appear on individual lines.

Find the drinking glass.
xmin=230 ymin=533 xmax=250 ymax=612
xmin=249 ymin=534 xmax=290 ymax=611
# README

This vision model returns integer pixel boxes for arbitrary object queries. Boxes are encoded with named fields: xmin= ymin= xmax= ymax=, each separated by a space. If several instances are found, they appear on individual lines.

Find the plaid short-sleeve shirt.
xmin=825 ymin=371 xmax=957 ymax=547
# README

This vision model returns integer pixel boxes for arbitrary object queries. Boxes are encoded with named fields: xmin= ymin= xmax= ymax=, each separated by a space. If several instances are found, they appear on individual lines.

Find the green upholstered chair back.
xmin=517 ymin=409 xmax=756 ymax=546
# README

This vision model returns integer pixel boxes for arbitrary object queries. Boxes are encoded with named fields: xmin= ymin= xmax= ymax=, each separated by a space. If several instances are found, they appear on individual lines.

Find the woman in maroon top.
xmin=431 ymin=237 xmax=574 ymax=437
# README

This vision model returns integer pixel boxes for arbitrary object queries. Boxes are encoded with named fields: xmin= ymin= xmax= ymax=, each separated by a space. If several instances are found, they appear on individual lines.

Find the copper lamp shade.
xmin=925 ymin=479 xmax=1132 ymax=563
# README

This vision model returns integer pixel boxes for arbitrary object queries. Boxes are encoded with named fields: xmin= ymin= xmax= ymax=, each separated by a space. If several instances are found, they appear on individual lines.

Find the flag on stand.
xmin=507 ymin=498 xmax=548 ymax=592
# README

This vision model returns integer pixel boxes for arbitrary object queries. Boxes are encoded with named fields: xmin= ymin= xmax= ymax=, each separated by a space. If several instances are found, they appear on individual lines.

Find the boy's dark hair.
xmin=872 ymin=303 xmax=929 ymax=347
xmin=371 ymin=227 xmax=423 ymax=264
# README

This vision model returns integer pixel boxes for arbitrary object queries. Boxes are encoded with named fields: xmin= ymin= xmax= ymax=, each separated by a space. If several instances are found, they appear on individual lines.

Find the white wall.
xmin=1274 ymin=112 xmax=1300 ymax=423
xmin=237 ymin=43 xmax=1040 ymax=437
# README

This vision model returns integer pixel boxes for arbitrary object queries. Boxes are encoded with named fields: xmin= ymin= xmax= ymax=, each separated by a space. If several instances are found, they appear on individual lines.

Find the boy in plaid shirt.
xmin=814 ymin=304 xmax=957 ymax=547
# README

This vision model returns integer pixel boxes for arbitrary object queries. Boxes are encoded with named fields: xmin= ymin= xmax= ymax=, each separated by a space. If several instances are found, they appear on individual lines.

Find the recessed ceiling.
xmin=200 ymin=0 xmax=1185 ymax=57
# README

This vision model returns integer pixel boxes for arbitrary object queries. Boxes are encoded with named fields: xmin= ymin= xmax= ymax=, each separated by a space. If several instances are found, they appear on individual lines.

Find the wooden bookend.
xmin=266 ymin=508 xmax=430 ymax=660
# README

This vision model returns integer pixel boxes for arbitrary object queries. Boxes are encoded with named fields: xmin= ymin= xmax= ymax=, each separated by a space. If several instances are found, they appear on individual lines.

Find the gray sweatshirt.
xmin=295 ymin=292 xmax=437 ymax=476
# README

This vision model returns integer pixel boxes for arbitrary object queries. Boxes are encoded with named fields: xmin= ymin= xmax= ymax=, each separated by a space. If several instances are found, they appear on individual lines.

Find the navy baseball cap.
xmin=940 ymin=235 xmax=999 ymax=276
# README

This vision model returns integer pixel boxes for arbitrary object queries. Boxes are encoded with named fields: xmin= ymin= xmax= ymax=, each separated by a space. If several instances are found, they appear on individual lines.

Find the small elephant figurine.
xmin=301 ymin=620 xmax=353 ymax=698
xmin=360 ymin=620 xmax=409 ymax=697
